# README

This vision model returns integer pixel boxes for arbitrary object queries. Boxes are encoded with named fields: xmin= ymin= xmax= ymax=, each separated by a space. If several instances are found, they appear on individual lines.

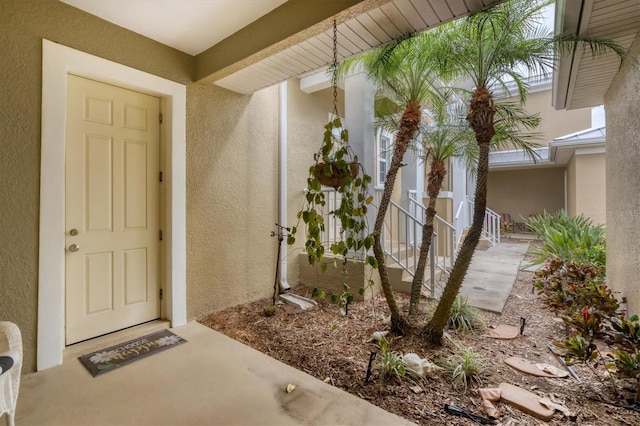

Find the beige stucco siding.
xmin=574 ymin=152 xmax=606 ymax=225
xmin=186 ymin=84 xmax=279 ymax=320
xmin=604 ymin=32 xmax=640 ymax=317
xmin=499 ymin=90 xmax=592 ymax=145
xmin=487 ymin=168 xmax=565 ymax=221
xmin=0 ymin=0 xmax=193 ymax=372
xmin=186 ymin=80 xmax=344 ymax=319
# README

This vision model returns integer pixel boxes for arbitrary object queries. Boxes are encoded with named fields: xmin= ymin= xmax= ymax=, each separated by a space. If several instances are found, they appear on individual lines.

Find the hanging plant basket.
xmin=287 ymin=20 xmax=376 ymax=277
xmin=313 ymin=162 xmax=360 ymax=189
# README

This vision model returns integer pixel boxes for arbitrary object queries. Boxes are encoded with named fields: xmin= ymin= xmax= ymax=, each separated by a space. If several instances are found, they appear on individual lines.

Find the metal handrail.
xmin=304 ymin=188 xmax=457 ymax=295
xmin=454 ymin=200 xmax=465 ymax=246
xmin=383 ymin=200 xmax=421 ymax=281
xmin=466 ymin=197 xmax=501 ymax=246
xmin=483 ymin=207 xmax=501 ymax=246
xmin=406 ymin=192 xmax=457 ymax=293
xmin=302 ymin=187 xmax=344 ymax=249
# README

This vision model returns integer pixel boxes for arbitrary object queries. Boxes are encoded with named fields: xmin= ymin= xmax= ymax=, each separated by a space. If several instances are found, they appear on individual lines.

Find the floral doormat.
xmin=78 ymin=329 xmax=187 ymax=377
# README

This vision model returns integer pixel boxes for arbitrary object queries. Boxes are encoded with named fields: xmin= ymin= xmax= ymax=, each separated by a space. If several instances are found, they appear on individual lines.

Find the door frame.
xmin=38 ymin=40 xmax=187 ymax=371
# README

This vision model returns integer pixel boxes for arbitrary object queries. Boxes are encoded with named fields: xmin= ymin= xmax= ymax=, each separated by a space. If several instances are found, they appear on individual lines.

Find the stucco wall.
xmin=604 ymin=32 xmax=640 ymax=317
xmin=499 ymin=89 xmax=592 ymax=145
xmin=286 ymin=81 xmax=343 ymax=286
xmin=487 ymin=168 xmax=565 ymax=221
xmin=0 ymin=0 xmax=193 ymax=372
xmin=574 ymin=152 xmax=606 ymax=225
xmin=186 ymin=80 xmax=343 ymax=318
xmin=186 ymin=84 xmax=279 ymax=319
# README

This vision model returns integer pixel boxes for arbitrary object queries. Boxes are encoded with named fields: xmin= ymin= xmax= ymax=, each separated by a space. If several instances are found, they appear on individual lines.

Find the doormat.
xmin=78 ymin=329 xmax=187 ymax=377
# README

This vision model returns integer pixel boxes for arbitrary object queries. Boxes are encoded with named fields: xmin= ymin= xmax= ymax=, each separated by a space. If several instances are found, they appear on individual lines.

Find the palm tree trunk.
xmin=374 ymin=100 xmax=421 ymax=334
xmin=409 ymin=159 xmax=446 ymax=316
xmin=426 ymin=87 xmax=495 ymax=344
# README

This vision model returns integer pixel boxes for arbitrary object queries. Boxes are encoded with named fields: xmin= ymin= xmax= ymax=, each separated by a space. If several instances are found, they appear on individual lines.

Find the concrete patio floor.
xmin=16 ymin=322 xmax=413 ymax=426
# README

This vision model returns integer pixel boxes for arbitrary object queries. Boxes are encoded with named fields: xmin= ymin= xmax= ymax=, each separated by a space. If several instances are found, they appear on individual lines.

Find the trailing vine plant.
xmin=287 ymin=20 xmax=377 ymax=313
xmin=288 ymin=116 xmax=377 ymax=272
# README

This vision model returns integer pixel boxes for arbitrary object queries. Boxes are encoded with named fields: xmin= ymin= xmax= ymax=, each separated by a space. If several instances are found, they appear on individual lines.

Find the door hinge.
xmin=159 ymin=289 xmax=164 ymax=300
xmin=159 ymin=171 xmax=163 ymax=182
xmin=159 ymin=230 xmax=163 ymax=241
xmin=159 ymin=113 xmax=163 ymax=124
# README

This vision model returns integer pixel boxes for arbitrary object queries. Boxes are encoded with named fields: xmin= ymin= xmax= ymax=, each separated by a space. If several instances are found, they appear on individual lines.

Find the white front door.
xmin=65 ymin=75 xmax=161 ymax=345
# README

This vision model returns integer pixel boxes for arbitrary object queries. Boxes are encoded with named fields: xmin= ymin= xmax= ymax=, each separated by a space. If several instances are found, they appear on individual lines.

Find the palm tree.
xmin=406 ymin=89 xmax=471 ymax=316
xmin=406 ymin=89 xmax=542 ymax=315
xmin=423 ymin=0 xmax=628 ymax=344
xmin=341 ymin=32 xmax=447 ymax=333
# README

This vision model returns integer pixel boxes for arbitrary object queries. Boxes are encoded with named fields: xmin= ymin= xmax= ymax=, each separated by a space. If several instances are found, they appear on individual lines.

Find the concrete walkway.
xmin=16 ymin=322 xmax=412 ymax=426
xmin=458 ymin=242 xmax=530 ymax=313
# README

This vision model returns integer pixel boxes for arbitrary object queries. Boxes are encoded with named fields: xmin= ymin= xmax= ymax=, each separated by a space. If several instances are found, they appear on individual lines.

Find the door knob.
xmin=68 ymin=244 xmax=80 ymax=252
xmin=69 ymin=229 xmax=78 ymax=236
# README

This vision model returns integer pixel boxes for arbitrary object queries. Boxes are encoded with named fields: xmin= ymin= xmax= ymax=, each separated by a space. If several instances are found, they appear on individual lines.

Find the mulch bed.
xmin=200 ymin=243 xmax=640 ymax=425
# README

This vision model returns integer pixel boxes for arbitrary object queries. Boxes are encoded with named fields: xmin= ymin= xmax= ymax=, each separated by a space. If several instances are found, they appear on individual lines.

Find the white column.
xmin=344 ymin=72 xmax=376 ymax=231
xmin=401 ymin=140 xmax=423 ymax=245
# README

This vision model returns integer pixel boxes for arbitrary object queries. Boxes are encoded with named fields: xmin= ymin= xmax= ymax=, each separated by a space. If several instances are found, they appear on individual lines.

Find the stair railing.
xmin=305 ymin=188 xmax=457 ymax=296
xmin=466 ymin=197 xmax=502 ymax=246
xmin=409 ymin=193 xmax=457 ymax=269
xmin=483 ymin=207 xmax=501 ymax=245
xmin=383 ymin=200 xmax=421 ymax=280
xmin=303 ymin=188 xmax=344 ymax=250
xmin=454 ymin=200 xmax=465 ymax=246
xmin=406 ymin=193 xmax=457 ymax=294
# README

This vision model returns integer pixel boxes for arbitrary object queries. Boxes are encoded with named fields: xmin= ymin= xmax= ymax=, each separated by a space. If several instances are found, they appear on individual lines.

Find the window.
xmin=378 ymin=133 xmax=392 ymax=186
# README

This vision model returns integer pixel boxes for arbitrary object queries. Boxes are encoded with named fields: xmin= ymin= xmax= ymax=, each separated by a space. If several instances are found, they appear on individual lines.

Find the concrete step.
xmin=386 ymin=259 xmax=443 ymax=296
xmin=384 ymin=241 xmax=415 ymax=260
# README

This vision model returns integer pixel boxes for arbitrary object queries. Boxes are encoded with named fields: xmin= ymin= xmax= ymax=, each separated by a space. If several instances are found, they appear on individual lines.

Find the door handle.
xmin=68 ymin=244 xmax=80 ymax=252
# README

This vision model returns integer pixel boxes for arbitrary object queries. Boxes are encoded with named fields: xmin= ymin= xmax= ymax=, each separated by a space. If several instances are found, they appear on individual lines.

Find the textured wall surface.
xmin=500 ymin=89 xmax=592 ymax=145
xmin=574 ymin=152 xmax=606 ymax=225
xmin=487 ymin=168 xmax=565 ymax=220
xmin=604 ymin=33 xmax=640 ymax=316
xmin=0 ymin=0 xmax=193 ymax=372
xmin=186 ymin=83 xmax=280 ymax=319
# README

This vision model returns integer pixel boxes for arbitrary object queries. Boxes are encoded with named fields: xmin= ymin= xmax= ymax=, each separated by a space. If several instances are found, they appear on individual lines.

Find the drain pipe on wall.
xmin=564 ymin=170 xmax=568 ymax=213
xmin=278 ymin=81 xmax=291 ymax=292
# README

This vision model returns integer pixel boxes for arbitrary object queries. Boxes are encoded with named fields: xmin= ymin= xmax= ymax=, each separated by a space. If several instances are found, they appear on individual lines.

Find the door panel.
xmin=65 ymin=75 xmax=161 ymax=345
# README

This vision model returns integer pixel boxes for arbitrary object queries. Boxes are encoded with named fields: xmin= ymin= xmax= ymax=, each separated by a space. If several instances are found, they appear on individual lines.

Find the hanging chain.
xmin=331 ymin=19 xmax=339 ymax=118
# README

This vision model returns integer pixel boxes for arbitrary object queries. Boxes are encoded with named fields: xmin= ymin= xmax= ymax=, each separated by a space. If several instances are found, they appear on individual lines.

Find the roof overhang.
xmin=552 ymin=0 xmax=640 ymax=110
xmin=489 ymin=127 xmax=606 ymax=171
xmin=201 ymin=0 xmax=506 ymax=94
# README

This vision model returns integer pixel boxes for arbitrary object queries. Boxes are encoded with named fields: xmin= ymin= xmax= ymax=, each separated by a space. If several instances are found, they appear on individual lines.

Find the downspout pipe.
xmin=278 ymin=81 xmax=291 ymax=292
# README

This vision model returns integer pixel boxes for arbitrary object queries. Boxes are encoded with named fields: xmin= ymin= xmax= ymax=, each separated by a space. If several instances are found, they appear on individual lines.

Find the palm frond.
xmin=554 ymin=32 xmax=629 ymax=67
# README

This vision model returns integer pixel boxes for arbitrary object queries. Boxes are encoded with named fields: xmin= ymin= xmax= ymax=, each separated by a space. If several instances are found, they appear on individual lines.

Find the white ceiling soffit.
xmin=59 ymin=0 xmax=288 ymax=56
xmin=215 ymin=0 xmax=503 ymax=94
xmin=554 ymin=0 xmax=640 ymax=110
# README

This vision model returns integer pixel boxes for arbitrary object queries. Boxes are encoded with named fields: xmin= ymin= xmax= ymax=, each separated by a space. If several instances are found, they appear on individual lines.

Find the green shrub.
xmin=376 ymin=337 xmax=406 ymax=383
xmin=447 ymin=296 xmax=484 ymax=332
xmin=534 ymin=259 xmax=614 ymax=317
xmin=526 ymin=210 xmax=591 ymax=238
xmin=525 ymin=210 xmax=605 ymax=267
xmin=442 ymin=347 xmax=485 ymax=392
xmin=263 ymin=304 xmax=277 ymax=317
xmin=557 ymin=313 xmax=640 ymax=403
